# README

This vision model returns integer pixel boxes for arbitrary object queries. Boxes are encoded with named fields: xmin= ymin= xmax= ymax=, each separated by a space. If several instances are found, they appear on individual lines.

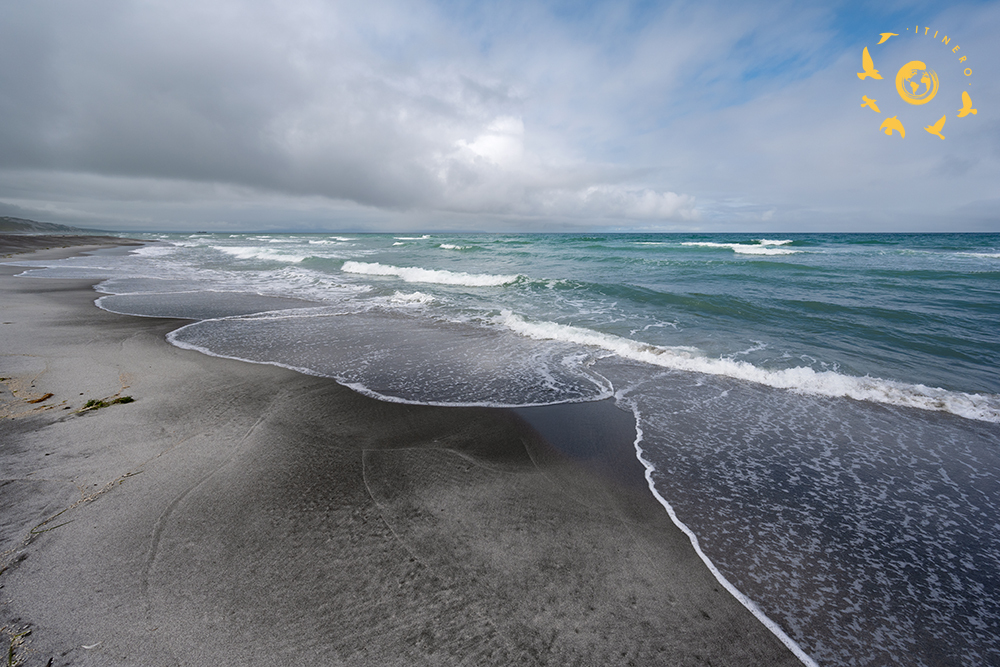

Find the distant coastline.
xmin=0 ymin=232 xmax=142 ymax=257
xmin=0 ymin=215 xmax=115 ymax=235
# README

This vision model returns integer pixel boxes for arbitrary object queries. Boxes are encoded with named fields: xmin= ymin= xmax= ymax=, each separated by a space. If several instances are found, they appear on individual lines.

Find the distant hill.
xmin=0 ymin=216 xmax=105 ymax=234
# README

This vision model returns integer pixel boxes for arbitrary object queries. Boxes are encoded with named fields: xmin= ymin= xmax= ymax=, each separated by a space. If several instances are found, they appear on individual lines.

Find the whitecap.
xmin=212 ymin=246 xmax=309 ymax=263
xmin=732 ymin=245 xmax=797 ymax=256
xmin=129 ymin=244 xmax=178 ymax=258
xmin=342 ymin=261 xmax=520 ymax=287
xmin=389 ymin=291 xmax=435 ymax=304
xmin=682 ymin=241 xmax=797 ymax=256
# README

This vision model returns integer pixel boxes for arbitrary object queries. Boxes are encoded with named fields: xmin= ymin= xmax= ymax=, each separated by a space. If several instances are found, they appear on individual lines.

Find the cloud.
xmin=539 ymin=186 xmax=698 ymax=220
xmin=0 ymin=0 xmax=706 ymax=225
xmin=0 ymin=0 xmax=996 ymax=231
xmin=455 ymin=116 xmax=526 ymax=167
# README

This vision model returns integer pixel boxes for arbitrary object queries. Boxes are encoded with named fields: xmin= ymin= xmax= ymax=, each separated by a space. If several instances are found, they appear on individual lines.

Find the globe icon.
xmin=895 ymin=60 xmax=938 ymax=105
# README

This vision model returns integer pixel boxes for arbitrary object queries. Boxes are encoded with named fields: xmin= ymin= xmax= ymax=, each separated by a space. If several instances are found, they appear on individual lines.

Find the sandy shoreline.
xmin=0 ymin=241 xmax=800 ymax=665
xmin=0 ymin=234 xmax=144 ymax=257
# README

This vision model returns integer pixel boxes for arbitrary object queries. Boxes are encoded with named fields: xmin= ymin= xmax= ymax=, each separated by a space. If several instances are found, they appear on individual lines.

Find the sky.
xmin=0 ymin=0 xmax=997 ymax=233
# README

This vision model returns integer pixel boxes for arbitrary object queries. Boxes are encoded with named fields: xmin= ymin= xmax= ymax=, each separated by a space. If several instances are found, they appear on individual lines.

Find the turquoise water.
xmin=9 ymin=232 xmax=1000 ymax=665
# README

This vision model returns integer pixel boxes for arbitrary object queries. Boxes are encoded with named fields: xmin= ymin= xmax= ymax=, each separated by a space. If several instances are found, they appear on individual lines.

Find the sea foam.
xmin=213 ymin=246 xmax=309 ymax=263
xmin=308 ymin=237 xmax=356 ymax=244
xmin=622 ymin=400 xmax=821 ymax=667
xmin=342 ymin=261 xmax=520 ymax=287
xmin=498 ymin=312 xmax=1000 ymax=422
xmin=682 ymin=241 xmax=798 ymax=255
xmin=389 ymin=291 xmax=435 ymax=304
xmin=129 ymin=244 xmax=179 ymax=258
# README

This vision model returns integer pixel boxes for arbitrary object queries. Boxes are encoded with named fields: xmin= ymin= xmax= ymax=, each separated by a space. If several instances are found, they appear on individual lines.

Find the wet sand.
xmin=0 ymin=241 xmax=801 ymax=665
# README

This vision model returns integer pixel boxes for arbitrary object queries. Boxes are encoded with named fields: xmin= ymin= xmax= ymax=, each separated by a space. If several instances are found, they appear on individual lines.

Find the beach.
xmin=0 ymin=239 xmax=801 ymax=665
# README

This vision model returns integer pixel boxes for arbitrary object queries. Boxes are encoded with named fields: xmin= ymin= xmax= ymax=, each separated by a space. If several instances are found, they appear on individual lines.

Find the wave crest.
xmin=498 ymin=312 xmax=1000 ymax=422
xmin=342 ymin=261 xmax=520 ymax=287
xmin=682 ymin=241 xmax=798 ymax=255
xmin=212 ymin=246 xmax=309 ymax=263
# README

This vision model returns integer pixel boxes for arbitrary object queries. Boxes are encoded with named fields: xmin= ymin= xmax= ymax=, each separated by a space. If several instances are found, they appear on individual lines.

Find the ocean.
xmin=8 ymin=232 xmax=1000 ymax=666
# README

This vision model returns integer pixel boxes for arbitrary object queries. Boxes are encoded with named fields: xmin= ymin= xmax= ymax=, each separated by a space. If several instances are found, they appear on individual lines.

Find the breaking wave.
xmin=341 ymin=261 xmax=521 ymax=287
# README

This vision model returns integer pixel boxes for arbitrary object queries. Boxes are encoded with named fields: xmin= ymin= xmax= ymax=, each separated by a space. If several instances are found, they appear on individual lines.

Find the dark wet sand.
xmin=0 ymin=241 xmax=801 ymax=666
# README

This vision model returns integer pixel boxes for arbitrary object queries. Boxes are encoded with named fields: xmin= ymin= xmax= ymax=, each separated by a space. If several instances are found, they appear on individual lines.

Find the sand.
xmin=0 ymin=241 xmax=801 ymax=666
xmin=0 ymin=235 xmax=144 ymax=258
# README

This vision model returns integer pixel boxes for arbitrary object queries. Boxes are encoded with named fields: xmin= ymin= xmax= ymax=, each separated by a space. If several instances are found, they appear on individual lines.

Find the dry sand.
xmin=0 ymin=241 xmax=801 ymax=666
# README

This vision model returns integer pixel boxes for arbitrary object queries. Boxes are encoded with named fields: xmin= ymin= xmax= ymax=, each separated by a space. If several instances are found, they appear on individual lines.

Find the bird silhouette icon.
xmin=958 ymin=91 xmax=978 ymax=118
xmin=861 ymin=96 xmax=881 ymax=113
xmin=880 ymin=116 xmax=905 ymax=137
xmin=858 ymin=47 xmax=883 ymax=80
xmin=924 ymin=115 xmax=946 ymax=140
xmin=877 ymin=33 xmax=899 ymax=44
